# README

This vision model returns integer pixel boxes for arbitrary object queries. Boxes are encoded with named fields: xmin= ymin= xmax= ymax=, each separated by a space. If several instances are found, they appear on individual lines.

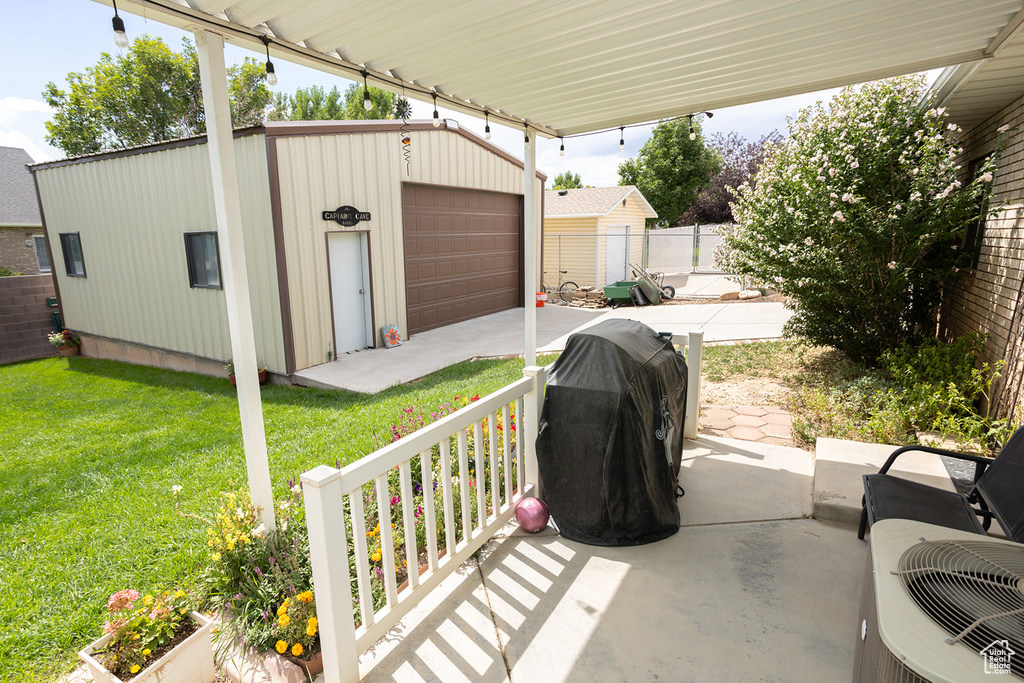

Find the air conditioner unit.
xmin=854 ymin=519 xmax=1024 ymax=682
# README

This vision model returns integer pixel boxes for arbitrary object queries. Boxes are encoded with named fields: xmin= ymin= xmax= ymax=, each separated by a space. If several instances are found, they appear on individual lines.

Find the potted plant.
xmin=48 ymin=329 xmax=81 ymax=357
xmin=79 ymin=589 xmax=216 ymax=683
xmin=225 ymin=358 xmax=267 ymax=386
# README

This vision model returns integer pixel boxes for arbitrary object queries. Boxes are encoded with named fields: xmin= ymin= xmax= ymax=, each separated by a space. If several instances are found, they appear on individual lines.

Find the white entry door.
xmin=328 ymin=232 xmax=371 ymax=354
xmin=606 ymin=226 xmax=629 ymax=283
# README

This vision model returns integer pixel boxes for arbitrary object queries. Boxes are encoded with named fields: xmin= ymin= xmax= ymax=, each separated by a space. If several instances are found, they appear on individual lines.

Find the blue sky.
xmin=1 ymin=1 xmax=873 ymax=186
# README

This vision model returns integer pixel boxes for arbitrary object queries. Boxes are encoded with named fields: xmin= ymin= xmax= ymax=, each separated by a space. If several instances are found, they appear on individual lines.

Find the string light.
xmin=484 ymin=111 xmax=491 ymax=140
xmin=559 ymin=137 xmax=565 ymax=157
xmin=260 ymin=36 xmax=277 ymax=86
xmin=619 ymin=126 xmax=625 ymax=151
xmin=111 ymin=0 xmax=129 ymax=48
xmin=362 ymin=71 xmax=372 ymax=111
xmin=524 ymin=126 xmax=531 ymax=149
xmin=432 ymin=93 xmax=440 ymax=128
xmin=688 ymin=115 xmax=696 ymax=140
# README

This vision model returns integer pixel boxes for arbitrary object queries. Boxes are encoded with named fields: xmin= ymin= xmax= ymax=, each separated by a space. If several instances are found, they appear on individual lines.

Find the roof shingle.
xmin=0 ymin=147 xmax=42 ymax=226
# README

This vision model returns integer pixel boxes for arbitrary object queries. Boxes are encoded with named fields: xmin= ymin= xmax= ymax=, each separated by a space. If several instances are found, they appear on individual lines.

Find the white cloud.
xmin=0 ymin=97 xmax=52 ymax=127
xmin=0 ymin=129 xmax=51 ymax=161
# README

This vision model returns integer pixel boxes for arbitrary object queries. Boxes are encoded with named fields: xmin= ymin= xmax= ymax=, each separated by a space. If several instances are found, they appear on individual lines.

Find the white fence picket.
xmin=399 ymin=460 xmax=419 ymax=589
xmin=488 ymin=410 xmax=499 ymax=518
xmin=474 ymin=419 xmax=486 ymax=530
xmin=420 ymin=447 xmax=439 ymax=572
xmin=502 ymin=404 xmax=512 ymax=507
xmin=348 ymin=491 xmax=374 ymax=629
xmin=375 ymin=474 xmax=398 ymax=607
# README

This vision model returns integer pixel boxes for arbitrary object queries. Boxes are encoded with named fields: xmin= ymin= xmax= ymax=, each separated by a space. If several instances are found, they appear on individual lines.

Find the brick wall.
xmin=940 ymin=92 xmax=1024 ymax=422
xmin=0 ymin=226 xmax=47 ymax=275
xmin=0 ymin=274 xmax=59 ymax=364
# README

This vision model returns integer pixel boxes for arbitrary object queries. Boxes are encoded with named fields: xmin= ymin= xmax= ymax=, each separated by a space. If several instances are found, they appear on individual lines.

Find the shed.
xmin=543 ymin=186 xmax=657 ymax=290
xmin=30 ymin=120 xmax=546 ymax=377
xmin=0 ymin=147 xmax=49 ymax=275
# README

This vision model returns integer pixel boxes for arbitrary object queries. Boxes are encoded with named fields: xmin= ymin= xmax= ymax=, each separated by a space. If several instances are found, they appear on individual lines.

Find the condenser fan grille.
xmin=896 ymin=540 xmax=1024 ymax=678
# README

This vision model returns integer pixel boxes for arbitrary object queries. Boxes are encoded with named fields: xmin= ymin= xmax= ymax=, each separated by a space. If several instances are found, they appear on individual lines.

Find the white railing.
xmin=301 ymin=365 xmax=548 ymax=683
xmin=303 ymin=332 xmax=702 ymax=682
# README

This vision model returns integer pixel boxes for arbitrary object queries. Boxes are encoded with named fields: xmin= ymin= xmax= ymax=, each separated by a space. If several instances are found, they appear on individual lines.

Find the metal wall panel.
xmin=543 ymin=217 xmax=600 ymax=289
xmin=35 ymin=135 xmax=285 ymax=373
xmin=274 ymin=128 xmax=543 ymax=370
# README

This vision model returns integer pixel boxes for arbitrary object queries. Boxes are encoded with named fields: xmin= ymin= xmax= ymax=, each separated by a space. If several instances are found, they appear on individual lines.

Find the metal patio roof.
xmin=104 ymin=0 xmax=1024 ymax=137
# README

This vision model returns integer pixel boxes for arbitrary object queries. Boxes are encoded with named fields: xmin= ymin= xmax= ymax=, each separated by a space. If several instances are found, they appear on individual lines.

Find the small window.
xmin=59 ymin=233 xmax=86 ymax=277
xmin=184 ymin=232 xmax=222 ymax=289
xmin=33 ymin=235 xmax=51 ymax=273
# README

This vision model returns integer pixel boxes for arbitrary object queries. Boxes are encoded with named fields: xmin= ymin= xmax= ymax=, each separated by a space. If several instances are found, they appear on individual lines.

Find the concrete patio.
xmin=293 ymin=301 xmax=793 ymax=394
xmin=340 ymin=434 xmax=963 ymax=682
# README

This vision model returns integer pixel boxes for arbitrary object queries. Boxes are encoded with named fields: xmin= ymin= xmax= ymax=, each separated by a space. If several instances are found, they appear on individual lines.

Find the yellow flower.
xmin=174 ymin=590 xmax=185 ymax=598
xmin=279 ymin=613 xmax=291 ymax=627
xmin=371 ymin=551 xmax=382 ymax=562
xmin=306 ymin=625 xmax=317 ymax=637
xmin=142 ymin=595 xmax=153 ymax=606
xmin=142 ymin=648 xmax=151 ymax=656
xmin=275 ymin=640 xmax=287 ymax=654
xmin=130 ymin=665 xmax=141 ymax=674
xmin=291 ymin=643 xmax=303 ymax=657
xmin=297 ymin=591 xmax=313 ymax=603
xmin=211 ymin=553 xmax=220 ymax=561
xmin=307 ymin=616 xmax=318 ymax=628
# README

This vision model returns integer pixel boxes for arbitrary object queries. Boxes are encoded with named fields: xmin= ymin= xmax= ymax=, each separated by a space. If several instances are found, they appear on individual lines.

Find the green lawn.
xmin=0 ymin=355 xmax=553 ymax=682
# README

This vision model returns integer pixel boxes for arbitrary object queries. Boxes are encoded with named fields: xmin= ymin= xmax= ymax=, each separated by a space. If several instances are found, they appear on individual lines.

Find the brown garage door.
xmin=403 ymin=184 xmax=522 ymax=334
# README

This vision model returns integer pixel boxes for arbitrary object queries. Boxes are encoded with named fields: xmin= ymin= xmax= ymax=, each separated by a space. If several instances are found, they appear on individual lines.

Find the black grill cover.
xmin=537 ymin=319 xmax=687 ymax=546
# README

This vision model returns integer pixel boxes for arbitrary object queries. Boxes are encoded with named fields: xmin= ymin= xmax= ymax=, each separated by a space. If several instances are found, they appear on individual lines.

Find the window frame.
xmin=183 ymin=231 xmax=223 ymax=290
xmin=59 ymin=232 xmax=86 ymax=278
xmin=33 ymin=235 xmax=51 ymax=273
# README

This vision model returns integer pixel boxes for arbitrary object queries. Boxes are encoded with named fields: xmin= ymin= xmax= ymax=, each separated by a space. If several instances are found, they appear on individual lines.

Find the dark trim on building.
xmin=27 ymin=127 xmax=266 ymax=172
xmin=264 ymin=135 xmax=297 ymax=376
xmin=31 ymin=173 xmax=62 ymax=317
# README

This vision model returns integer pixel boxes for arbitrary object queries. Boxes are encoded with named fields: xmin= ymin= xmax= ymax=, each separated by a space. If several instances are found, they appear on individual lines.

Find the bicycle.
xmin=542 ymin=270 xmax=579 ymax=303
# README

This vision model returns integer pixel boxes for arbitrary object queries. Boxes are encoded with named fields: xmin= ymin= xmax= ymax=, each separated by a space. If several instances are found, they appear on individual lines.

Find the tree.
xmin=680 ymin=131 xmax=782 ymax=225
xmin=551 ymin=171 xmax=583 ymax=190
xmin=44 ymin=36 xmax=270 ymax=156
xmin=717 ymin=75 xmax=1002 ymax=363
xmin=617 ymin=117 xmax=720 ymax=227
xmin=268 ymin=84 xmax=398 ymax=121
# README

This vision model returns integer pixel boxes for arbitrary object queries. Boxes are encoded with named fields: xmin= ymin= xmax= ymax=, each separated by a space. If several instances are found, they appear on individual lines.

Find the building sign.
xmin=322 ymin=206 xmax=371 ymax=227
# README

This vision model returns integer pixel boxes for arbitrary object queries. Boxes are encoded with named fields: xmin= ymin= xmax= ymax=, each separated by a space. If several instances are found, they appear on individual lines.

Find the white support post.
xmin=524 ymin=133 xmax=537 ymax=366
xmin=301 ymin=466 xmax=360 ymax=683
xmin=194 ymin=30 xmax=274 ymax=527
xmin=684 ymin=331 xmax=704 ymax=440
xmin=522 ymin=365 xmax=547 ymax=489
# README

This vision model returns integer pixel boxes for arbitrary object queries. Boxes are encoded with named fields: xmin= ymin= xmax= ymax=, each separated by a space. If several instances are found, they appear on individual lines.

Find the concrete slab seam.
xmin=474 ymin=555 xmax=514 ymax=681
xmin=679 ymin=515 xmax=809 ymax=528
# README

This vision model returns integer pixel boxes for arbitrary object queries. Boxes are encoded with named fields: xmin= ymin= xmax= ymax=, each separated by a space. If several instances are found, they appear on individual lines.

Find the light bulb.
xmin=689 ymin=126 xmax=696 ymax=141
xmin=112 ymin=14 xmax=128 ymax=48
xmin=265 ymin=62 xmax=278 ymax=86
xmin=619 ymin=127 xmax=625 ymax=152
xmin=485 ymin=124 xmax=491 ymax=140
xmin=524 ymin=133 xmax=530 ymax=149
xmin=363 ymin=89 xmax=372 ymax=111
xmin=619 ymin=138 xmax=625 ymax=151
xmin=433 ymin=110 xmax=440 ymax=128
xmin=559 ymin=141 xmax=565 ymax=157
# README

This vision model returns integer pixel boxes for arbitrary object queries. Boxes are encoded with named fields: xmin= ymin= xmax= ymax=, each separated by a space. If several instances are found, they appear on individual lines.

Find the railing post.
xmin=522 ymin=365 xmax=548 ymax=492
xmin=684 ymin=331 xmax=703 ymax=440
xmin=301 ymin=465 xmax=359 ymax=683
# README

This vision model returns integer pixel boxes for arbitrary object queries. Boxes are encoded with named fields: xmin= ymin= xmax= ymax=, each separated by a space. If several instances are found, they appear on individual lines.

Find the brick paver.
xmin=698 ymin=404 xmax=795 ymax=447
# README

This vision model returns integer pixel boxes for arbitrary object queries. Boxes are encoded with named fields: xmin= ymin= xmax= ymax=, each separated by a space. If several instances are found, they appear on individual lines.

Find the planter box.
xmin=79 ymin=611 xmax=216 ymax=683
xmin=56 ymin=344 xmax=80 ymax=357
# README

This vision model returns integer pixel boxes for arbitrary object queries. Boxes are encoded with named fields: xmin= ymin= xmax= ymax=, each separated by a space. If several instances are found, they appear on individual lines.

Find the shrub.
xmin=718 ymin=75 xmax=1002 ymax=364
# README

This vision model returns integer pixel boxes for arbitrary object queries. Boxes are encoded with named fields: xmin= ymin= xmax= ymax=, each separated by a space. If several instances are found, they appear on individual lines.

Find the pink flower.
xmin=982 ymin=172 xmax=993 ymax=182
xmin=107 ymin=589 xmax=140 ymax=613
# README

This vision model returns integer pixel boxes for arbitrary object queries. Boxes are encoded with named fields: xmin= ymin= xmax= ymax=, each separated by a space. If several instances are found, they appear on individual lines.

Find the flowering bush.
xmin=47 ymin=329 xmax=80 ymax=347
xmin=95 ymin=588 xmax=195 ymax=678
xmin=272 ymin=589 xmax=318 ymax=659
xmin=717 ymin=75 xmax=1003 ymax=363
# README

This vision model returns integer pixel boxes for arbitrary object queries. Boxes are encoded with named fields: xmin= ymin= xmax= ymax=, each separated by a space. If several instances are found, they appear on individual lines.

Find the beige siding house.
xmin=936 ymin=28 xmax=1024 ymax=422
xmin=543 ymin=186 xmax=657 ymax=290
xmin=32 ymin=120 xmax=545 ymax=377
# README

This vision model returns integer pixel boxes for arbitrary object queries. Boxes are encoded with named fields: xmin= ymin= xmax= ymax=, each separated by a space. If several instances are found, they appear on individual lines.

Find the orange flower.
xmin=291 ymin=643 xmax=303 ymax=657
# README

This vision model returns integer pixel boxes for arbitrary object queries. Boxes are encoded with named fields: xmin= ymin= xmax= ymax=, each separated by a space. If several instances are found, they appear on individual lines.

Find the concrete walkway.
xmin=354 ymin=435 xmax=875 ymax=682
xmin=293 ymin=302 xmax=793 ymax=394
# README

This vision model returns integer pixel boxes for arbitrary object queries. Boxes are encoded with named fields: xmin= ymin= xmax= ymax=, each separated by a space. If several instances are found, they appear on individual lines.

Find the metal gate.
xmin=644 ymin=224 xmax=727 ymax=274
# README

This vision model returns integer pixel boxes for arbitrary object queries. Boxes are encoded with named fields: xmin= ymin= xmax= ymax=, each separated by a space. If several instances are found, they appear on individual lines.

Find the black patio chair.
xmin=858 ymin=426 xmax=1024 ymax=541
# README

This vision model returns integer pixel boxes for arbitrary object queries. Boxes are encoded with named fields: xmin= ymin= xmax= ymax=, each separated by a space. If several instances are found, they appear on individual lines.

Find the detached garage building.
xmin=31 ymin=120 xmax=545 ymax=377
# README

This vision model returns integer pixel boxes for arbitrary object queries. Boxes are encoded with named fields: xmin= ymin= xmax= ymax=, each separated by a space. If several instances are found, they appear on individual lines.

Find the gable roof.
xmin=545 ymin=186 xmax=657 ymax=219
xmin=0 ymin=147 xmax=42 ymax=226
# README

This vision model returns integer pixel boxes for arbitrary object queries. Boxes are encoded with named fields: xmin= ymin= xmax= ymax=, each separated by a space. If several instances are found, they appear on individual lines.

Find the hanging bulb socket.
xmin=688 ymin=114 xmax=696 ymax=140
xmin=484 ymin=112 xmax=491 ymax=140
xmin=559 ymin=138 xmax=565 ymax=157
xmin=261 ymin=36 xmax=277 ymax=86
xmin=362 ymin=71 xmax=372 ymax=111
xmin=524 ymin=129 xmax=530 ymax=149
xmin=619 ymin=126 xmax=625 ymax=151
xmin=112 ymin=0 xmax=129 ymax=48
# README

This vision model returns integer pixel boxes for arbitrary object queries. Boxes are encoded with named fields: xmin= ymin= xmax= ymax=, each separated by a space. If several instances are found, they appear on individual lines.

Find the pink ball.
xmin=515 ymin=497 xmax=550 ymax=533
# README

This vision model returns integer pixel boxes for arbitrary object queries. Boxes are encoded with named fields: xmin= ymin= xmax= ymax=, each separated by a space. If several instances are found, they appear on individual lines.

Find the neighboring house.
xmin=0 ymin=146 xmax=49 ymax=275
xmin=936 ymin=27 xmax=1024 ymax=422
xmin=543 ymin=186 xmax=657 ymax=289
xmin=30 ymin=120 xmax=545 ymax=378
